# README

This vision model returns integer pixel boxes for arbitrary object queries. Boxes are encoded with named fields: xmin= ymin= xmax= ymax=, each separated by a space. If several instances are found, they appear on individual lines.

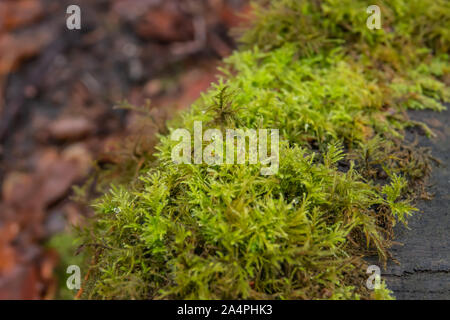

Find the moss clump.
xmin=78 ymin=0 xmax=449 ymax=299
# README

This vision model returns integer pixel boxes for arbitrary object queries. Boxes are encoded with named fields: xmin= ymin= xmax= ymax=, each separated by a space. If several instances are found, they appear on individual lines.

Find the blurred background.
xmin=0 ymin=0 xmax=249 ymax=299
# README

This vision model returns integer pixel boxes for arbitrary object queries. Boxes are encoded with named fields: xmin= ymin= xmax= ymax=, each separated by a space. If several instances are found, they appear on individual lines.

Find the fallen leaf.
xmin=2 ymin=172 xmax=34 ymax=206
xmin=0 ymin=222 xmax=20 ymax=274
xmin=0 ymin=264 xmax=40 ymax=299
xmin=35 ymin=149 xmax=85 ymax=207
xmin=135 ymin=7 xmax=194 ymax=42
xmin=61 ymin=143 xmax=93 ymax=178
xmin=0 ymin=31 xmax=51 ymax=75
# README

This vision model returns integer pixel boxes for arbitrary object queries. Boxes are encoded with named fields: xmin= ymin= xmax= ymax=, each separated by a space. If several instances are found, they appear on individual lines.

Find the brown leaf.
xmin=218 ymin=2 xmax=252 ymax=28
xmin=0 ymin=264 xmax=40 ymax=299
xmin=2 ymin=147 xmax=92 ymax=215
xmin=135 ymin=7 xmax=194 ymax=42
xmin=34 ymin=149 xmax=85 ymax=207
xmin=48 ymin=117 xmax=95 ymax=142
xmin=0 ymin=222 xmax=20 ymax=274
xmin=2 ymin=172 xmax=34 ymax=206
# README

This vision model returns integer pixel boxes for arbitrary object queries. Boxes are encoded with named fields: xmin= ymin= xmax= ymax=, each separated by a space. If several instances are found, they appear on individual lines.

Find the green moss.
xmin=78 ymin=0 xmax=448 ymax=299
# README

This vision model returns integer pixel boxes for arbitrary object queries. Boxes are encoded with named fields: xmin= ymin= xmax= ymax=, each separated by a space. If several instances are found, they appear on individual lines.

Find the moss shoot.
xmin=78 ymin=0 xmax=449 ymax=299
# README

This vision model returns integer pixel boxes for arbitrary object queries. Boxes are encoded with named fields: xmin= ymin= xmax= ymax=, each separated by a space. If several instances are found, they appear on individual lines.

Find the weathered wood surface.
xmin=383 ymin=106 xmax=450 ymax=299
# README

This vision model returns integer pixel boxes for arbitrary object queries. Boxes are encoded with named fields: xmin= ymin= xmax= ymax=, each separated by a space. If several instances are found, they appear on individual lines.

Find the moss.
xmin=46 ymin=233 xmax=86 ymax=300
xmin=78 ymin=0 xmax=448 ymax=299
